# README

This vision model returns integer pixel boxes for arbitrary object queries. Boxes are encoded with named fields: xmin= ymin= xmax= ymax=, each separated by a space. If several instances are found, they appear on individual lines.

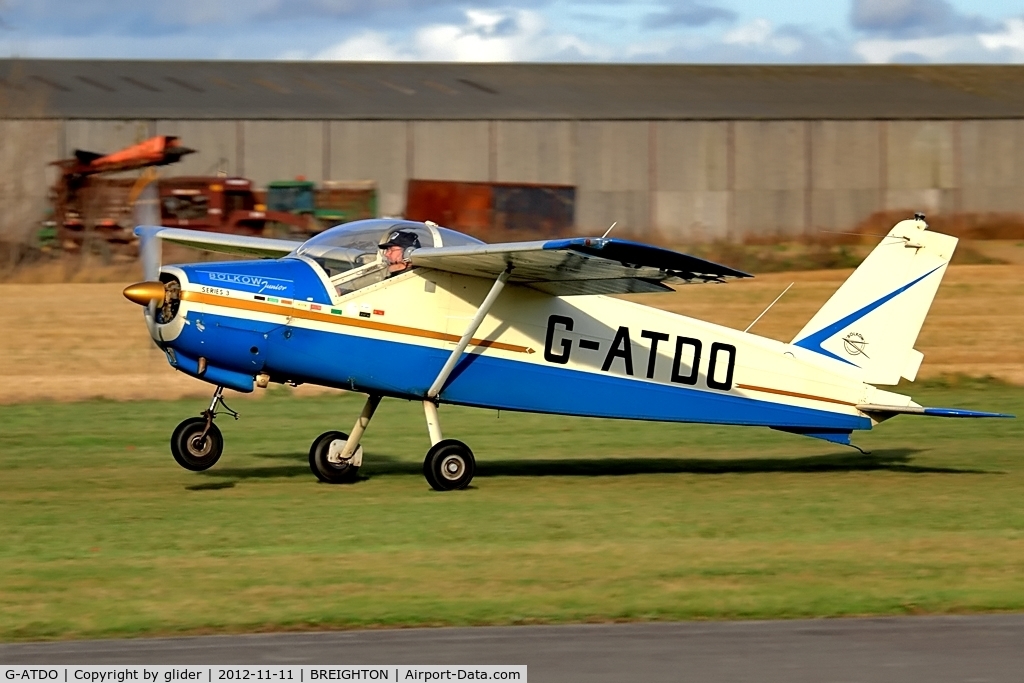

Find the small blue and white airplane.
xmin=123 ymin=214 xmax=1010 ymax=490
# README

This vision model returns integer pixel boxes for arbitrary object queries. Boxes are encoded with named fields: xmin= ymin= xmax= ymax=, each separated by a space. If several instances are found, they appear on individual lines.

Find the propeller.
xmin=139 ymin=225 xmax=162 ymax=282
xmin=134 ymin=181 xmax=162 ymax=281
xmin=127 ymin=222 xmax=165 ymax=336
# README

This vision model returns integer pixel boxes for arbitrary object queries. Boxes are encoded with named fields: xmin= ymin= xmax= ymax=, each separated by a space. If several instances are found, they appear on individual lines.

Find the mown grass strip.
xmin=1 ymin=383 xmax=1021 ymax=640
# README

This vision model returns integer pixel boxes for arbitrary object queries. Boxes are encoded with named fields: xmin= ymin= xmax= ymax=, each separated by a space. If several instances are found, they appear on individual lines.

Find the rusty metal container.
xmin=406 ymin=180 xmax=575 ymax=238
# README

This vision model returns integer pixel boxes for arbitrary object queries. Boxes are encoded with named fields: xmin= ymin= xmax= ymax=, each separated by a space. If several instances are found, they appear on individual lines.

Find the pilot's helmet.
xmin=379 ymin=230 xmax=421 ymax=257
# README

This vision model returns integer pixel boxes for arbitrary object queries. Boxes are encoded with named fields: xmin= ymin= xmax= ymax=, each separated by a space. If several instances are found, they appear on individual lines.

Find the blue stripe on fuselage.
xmin=172 ymin=309 xmax=871 ymax=432
xmin=793 ymin=264 xmax=944 ymax=365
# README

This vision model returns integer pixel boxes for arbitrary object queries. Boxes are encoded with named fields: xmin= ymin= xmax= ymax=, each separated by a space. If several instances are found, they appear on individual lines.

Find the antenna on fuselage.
xmin=744 ymin=282 xmax=794 ymax=334
xmin=601 ymin=221 xmax=618 ymax=239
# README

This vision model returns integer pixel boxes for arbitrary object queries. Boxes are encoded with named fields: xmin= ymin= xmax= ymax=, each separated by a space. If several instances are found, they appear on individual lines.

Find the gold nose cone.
xmin=123 ymin=281 xmax=166 ymax=307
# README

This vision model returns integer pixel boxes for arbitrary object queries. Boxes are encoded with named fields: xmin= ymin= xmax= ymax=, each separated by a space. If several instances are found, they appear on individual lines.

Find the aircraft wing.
xmin=135 ymin=226 xmax=301 ymax=259
xmin=410 ymin=237 xmax=752 ymax=295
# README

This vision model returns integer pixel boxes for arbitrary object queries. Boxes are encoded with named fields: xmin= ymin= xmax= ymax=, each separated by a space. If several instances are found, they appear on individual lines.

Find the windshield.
xmin=287 ymin=218 xmax=484 ymax=281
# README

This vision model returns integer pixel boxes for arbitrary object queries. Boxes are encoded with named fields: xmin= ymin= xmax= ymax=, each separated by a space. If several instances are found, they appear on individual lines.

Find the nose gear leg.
xmin=170 ymin=385 xmax=236 ymax=472
xmin=198 ymin=385 xmax=239 ymax=442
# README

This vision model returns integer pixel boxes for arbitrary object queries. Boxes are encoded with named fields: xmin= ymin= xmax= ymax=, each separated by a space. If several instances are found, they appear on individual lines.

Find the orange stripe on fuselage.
xmin=180 ymin=290 xmax=534 ymax=354
xmin=736 ymin=383 xmax=856 ymax=407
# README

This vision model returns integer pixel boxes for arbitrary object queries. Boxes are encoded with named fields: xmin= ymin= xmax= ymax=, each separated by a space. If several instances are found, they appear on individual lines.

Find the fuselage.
xmin=147 ymin=253 xmax=885 ymax=440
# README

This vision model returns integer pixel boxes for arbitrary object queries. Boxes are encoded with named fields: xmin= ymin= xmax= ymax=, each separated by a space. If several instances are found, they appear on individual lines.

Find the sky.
xmin=1 ymin=0 xmax=1023 ymax=64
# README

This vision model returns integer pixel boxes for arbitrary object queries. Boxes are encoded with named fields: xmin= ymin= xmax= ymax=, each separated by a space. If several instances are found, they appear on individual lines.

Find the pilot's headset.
xmin=380 ymin=230 xmax=422 ymax=261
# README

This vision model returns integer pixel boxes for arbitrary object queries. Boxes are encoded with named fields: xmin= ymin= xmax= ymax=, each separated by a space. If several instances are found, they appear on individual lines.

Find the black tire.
xmin=424 ymin=439 xmax=475 ymax=491
xmin=170 ymin=417 xmax=224 ymax=471
xmin=308 ymin=430 xmax=361 ymax=483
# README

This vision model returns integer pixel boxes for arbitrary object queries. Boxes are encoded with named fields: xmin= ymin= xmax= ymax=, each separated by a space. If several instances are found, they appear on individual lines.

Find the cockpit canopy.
xmin=287 ymin=219 xmax=484 ymax=293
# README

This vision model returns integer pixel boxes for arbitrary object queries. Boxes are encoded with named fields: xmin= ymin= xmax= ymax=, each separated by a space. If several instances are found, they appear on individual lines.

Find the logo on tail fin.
xmin=842 ymin=332 xmax=870 ymax=358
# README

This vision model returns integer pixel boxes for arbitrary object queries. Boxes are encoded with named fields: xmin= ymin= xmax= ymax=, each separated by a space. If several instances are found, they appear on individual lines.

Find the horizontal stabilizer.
xmin=857 ymin=404 xmax=1014 ymax=419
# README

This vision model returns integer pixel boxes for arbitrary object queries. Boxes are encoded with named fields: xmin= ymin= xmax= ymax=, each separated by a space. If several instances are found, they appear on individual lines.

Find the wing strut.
xmin=427 ymin=266 xmax=513 ymax=399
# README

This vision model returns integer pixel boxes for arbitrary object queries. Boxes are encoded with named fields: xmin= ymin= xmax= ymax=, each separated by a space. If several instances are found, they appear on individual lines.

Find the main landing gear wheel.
xmin=424 ymin=439 xmax=476 ymax=491
xmin=309 ymin=430 xmax=362 ymax=483
xmin=170 ymin=417 xmax=224 ymax=471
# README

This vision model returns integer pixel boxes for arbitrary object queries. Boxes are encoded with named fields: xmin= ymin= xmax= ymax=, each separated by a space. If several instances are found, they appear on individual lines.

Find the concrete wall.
xmin=4 ymin=117 xmax=1024 ymax=244
xmin=574 ymin=121 xmax=651 ymax=235
xmin=239 ymin=121 xmax=326 ymax=187
xmin=329 ymin=121 xmax=408 ymax=217
xmin=410 ymin=121 xmax=491 ymax=182
xmin=810 ymin=120 xmax=882 ymax=233
xmin=495 ymin=121 xmax=574 ymax=185
xmin=0 ymin=120 xmax=61 ymax=243
xmin=653 ymin=121 xmax=729 ymax=242
xmin=885 ymin=120 xmax=958 ymax=216
xmin=960 ymin=119 xmax=1024 ymax=213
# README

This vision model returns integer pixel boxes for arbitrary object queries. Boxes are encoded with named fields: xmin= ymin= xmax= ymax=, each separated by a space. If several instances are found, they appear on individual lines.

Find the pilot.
xmin=380 ymin=230 xmax=421 ymax=276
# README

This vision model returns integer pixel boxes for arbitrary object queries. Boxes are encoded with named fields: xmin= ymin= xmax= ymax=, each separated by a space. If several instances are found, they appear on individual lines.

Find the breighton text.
xmin=3 ymin=668 xmax=525 ymax=683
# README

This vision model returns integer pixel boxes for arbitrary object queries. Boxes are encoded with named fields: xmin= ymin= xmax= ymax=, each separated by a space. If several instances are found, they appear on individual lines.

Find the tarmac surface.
xmin=2 ymin=615 xmax=1023 ymax=682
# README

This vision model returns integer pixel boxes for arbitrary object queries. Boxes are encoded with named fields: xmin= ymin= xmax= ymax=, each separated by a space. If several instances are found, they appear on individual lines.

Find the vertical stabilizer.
xmin=791 ymin=216 xmax=957 ymax=385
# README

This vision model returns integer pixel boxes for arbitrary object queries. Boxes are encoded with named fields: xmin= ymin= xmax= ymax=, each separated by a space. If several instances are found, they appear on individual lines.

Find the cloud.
xmin=849 ymin=0 xmax=994 ymax=38
xmin=315 ymin=30 xmax=411 ymax=60
xmin=2 ymin=0 xmax=1024 ymax=65
xmin=854 ymin=16 xmax=1024 ymax=63
xmin=621 ymin=18 xmax=856 ymax=63
xmin=0 ymin=0 xmax=525 ymax=35
xmin=855 ymin=34 xmax=976 ymax=62
xmin=722 ymin=19 xmax=800 ymax=55
xmin=642 ymin=2 xmax=736 ymax=30
xmin=978 ymin=17 xmax=1024 ymax=55
xmin=314 ymin=8 xmax=602 ymax=62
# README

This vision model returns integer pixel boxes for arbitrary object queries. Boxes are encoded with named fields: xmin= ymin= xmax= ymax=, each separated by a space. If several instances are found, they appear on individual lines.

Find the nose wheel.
xmin=170 ymin=385 xmax=237 ymax=472
xmin=171 ymin=417 xmax=224 ymax=471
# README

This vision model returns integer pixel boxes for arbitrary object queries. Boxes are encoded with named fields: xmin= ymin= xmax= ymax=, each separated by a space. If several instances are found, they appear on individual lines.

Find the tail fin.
xmin=791 ymin=215 xmax=957 ymax=385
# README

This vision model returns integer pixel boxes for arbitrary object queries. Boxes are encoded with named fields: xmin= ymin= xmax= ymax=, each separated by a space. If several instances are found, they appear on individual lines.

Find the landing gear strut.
xmin=311 ymin=268 xmax=510 ymax=489
xmin=421 ymin=401 xmax=475 ymax=491
xmin=414 ymin=269 xmax=509 ymax=490
xmin=170 ymin=386 xmax=237 ymax=471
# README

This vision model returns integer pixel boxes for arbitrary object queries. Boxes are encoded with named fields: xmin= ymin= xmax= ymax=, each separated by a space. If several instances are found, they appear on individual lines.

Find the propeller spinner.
xmin=123 ymin=281 xmax=166 ymax=307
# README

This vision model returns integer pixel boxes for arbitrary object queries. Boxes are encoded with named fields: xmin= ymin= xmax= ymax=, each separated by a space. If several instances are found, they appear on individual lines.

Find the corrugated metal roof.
xmin=2 ymin=60 xmax=1024 ymax=120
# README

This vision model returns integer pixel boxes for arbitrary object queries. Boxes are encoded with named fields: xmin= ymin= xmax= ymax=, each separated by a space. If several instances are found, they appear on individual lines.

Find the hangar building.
xmin=2 ymin=60 xmax=1024 ymax=244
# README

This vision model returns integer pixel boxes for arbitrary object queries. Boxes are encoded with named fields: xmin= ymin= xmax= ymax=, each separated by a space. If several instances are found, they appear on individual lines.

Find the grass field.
xmin=1 ymin=381 xmax=1021 ymax=641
